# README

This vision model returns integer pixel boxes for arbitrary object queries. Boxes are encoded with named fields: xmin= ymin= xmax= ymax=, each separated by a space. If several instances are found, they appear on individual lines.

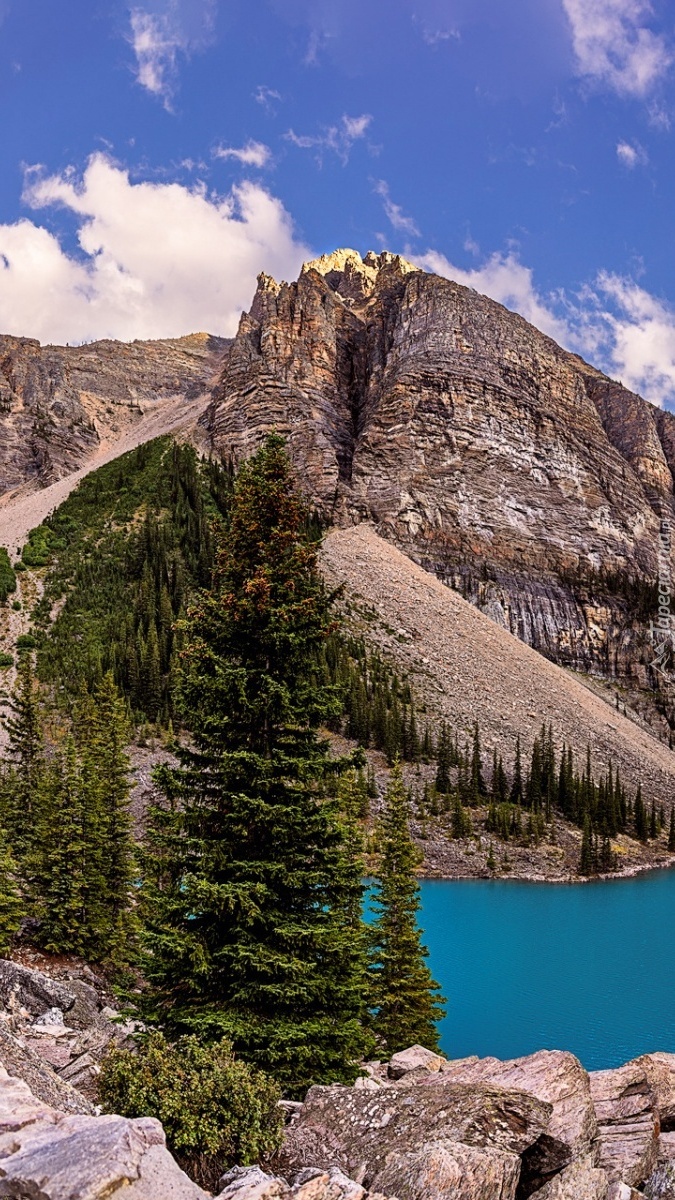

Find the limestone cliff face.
xmin=0 ymin=332 xmax=229 ymax=494
xmin=201 ymin=249 xmax=675 ymax=683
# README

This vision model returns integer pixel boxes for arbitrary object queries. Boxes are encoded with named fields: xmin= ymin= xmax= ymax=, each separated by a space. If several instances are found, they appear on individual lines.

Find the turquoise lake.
xmin=417 ymin=872 xmax=675 ymax=1070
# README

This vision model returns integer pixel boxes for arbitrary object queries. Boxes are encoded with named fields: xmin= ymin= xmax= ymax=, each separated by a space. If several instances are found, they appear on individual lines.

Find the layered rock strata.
xmin=201 ymin=249 xmax=675 ymax=684
xmin=0 ymin=332 xmax=229 ymax=494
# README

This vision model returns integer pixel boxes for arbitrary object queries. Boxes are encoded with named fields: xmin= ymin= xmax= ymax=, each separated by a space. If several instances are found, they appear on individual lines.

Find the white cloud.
xmin=214 ymin=141 xmax=272 ymax=169
xmin=414 ymin=248 xmax=572 ymax=345
xmin=616 ymin=139 xmax=648 ymax=166
xmin=561 ymin=0 xmax=671 ymax=97
xmin=0 ymin=154 xmax=309 ymax=344
xmin=415 ymin=245 xmax=675 ymax=407
xmin=254 ymin=85 xmax=282 ymax=110
xmin=576 ymin=274 xmax=675 ymax=405
xmin=285 ymin=113 xmax=372 ymax=165
xmin=129 ymin=0 xmax=217 ymax=108
xmin=373 ymin=181 xmax=420 ymax=238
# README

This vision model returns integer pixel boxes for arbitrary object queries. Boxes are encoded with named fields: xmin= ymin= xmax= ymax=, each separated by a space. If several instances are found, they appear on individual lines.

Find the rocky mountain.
xmin=0 ymin=332 xmax=229 ymax=496
xmin=200 ymin=249 xmax=675 ymax=690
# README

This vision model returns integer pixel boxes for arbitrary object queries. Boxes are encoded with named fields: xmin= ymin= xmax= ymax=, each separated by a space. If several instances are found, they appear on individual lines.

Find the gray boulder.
xmin=0 ymin=962 xmax=75 ymax=1019
xmin=630 ymin=1055 xmax=675 ymax=1129
xmin=0 ymin=1065 xmax=208 ymax=1199
xmin=440 ymin=1049 xmax=597 ymax=1179
xmin=370 ymin=1139 xmax=521 ymax=1200
xmin=589 ymin=1061 xmax=659 ymax=1187
xmin=218 ymin=1166 xmax=292 ymax=1198
xmin=277 ymin=1077 xmax=552 ymax=1188
xmin=387 ymin=1045 xmax=445 ymax=1080
xmin=529 ymin=1154 xmax=609 ymax=1198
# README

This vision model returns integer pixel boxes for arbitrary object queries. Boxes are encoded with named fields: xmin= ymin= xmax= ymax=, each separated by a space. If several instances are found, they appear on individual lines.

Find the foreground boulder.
xmin=440 ymin=1049 xmax=597 ymax=1184
xmin=217 ymin=1165 xmax=393 ymax=1199
xmin=369 ymin=1139 xmax=520 ymax=1200
xmin=589 ymin=1061 xmax=660 ymax=1187
xmin=528 ymin=1154 xmax=608 ymax=1198
xmin=0 ymin=1065 xmax=207 ymax=1199
xmin=276 ymin=1076 xmax=551 ymax=1198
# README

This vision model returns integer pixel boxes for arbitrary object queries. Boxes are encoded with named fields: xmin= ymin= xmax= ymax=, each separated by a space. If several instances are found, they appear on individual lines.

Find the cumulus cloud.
xmin=561 ymin=0 xmax=671 ymax=97
xmin=129 ymin=0 xmax=218 ymax=108
xmin=0 ymin=154 xmax=309 ymax=344
xmin=285 ymin=113 xmax=372 ymax=165
xmin=416 ymin=246 xmax=675 ymax=407
xmin=414 ymin=248 xmax=572 ymax=345
xmin=373 ymin=181 xmax=420 ymax=238
xmin=576 ymin=274 xmax=675 ymax=405
xmin=616 ymin=139 xmax=648 ymax=166
xmin=213 ymin=141 xmax=272 ymax=169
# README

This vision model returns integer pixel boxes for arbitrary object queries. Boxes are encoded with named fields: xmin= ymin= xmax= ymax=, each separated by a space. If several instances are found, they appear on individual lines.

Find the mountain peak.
xmin=301 ymin=247 xmax=418 ymax=304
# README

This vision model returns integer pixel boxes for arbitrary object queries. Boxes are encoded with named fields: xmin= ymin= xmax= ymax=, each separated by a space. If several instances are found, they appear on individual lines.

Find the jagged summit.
xmin=300 ymin=248 xmax=418 ymax=305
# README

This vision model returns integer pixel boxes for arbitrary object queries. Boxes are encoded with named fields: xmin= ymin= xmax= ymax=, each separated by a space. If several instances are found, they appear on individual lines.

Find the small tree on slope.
xmin=141 ymin=435 xmax=369 ymax=1095
xmin=369 ymin=760 xmax=446 ymax=1054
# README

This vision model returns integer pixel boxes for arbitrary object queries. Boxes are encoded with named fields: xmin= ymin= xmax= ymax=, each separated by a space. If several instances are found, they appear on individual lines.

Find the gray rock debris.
xmin=529 ymin=1154 xmax=609 ymax=1198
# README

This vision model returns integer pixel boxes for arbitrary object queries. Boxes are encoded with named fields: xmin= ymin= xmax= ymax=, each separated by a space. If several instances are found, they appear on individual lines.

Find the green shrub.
xmin=0 ymin=653 xmax=13 ymax=669
xmin=21 ymin=527 xmax=53 ymax=568
xmin=0 ymin=549 xmax=16 ymax=603
xmin=16 ymin=634 xmax=36 ymax=651
xmin=99 ymin=1034 xmax=283 ymax=1190
xmin=11 ymin=601 xmax=21 ymax=611
xmin=13 ymin=562 xmax=26 ymax=572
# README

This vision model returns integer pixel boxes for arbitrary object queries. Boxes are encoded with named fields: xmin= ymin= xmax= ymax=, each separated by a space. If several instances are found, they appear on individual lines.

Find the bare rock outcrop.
xmin=529 ymin=1153 xmax=609 ymax=1197
xmin=0 ymin=959 xmax=140 ymax=1106
xmin=0 ymin=332 xmax=229 ymax=496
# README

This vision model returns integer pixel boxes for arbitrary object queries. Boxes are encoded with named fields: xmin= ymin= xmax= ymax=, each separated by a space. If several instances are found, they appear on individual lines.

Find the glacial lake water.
xmin=415 ymin=872 xmax=675 ymax=1070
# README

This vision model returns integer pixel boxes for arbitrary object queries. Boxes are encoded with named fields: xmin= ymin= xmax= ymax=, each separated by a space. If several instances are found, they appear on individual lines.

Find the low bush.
xmin=16 ymin=634 xmax=36 ymax=651
xmin=99 ymin=1033 xmax=284 ymax=1190
xmin=11 ymin=601 xmax=21 ymax=611
xmin=21 ymin=527 xmax=53 ymax=568
xmin=0 ymin=653 xmax=13 ymax=669
xmin=0 ymin=550 xmax=16 ymax=603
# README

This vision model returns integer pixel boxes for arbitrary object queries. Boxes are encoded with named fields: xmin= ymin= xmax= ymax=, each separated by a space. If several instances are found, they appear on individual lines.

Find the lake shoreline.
xmin=414 ymin=816 xmax=675 ymax=885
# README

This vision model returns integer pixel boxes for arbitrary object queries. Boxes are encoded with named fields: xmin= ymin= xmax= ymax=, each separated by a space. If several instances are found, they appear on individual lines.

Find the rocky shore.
xmin=0 ymin=958 xmax=674 ymax=1198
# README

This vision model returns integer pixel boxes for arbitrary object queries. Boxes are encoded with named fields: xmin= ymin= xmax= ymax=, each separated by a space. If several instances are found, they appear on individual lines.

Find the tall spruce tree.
xmin=2 ymin=654 xmax=43 ymax=861
xmin=142 ymin=435 xmax=369 ymax=1095
xmin=369 ymin=761 xmax=445 ymax=1054
xmin=0 ymin=827 xmax=23 ymax=954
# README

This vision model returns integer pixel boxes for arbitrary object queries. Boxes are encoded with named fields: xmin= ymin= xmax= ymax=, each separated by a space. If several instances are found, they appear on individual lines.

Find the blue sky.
xmin=2 ymin=1 xmax=675 ymax=406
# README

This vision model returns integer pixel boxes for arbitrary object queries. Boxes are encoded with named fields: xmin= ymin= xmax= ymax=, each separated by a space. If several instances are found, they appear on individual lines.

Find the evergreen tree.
xmin=579 ymin=813 xmax=595 ymax=875
xmin=30 ymin=740 xmax=87 ymax=955
xmin=435 ymin=722 xmax=452 ymax=794
xmin=469 ymin=724 xmax=486 ymax=805
xmin=369 ymin=762 xmax=445 ymax=1054
xmin=142 ymin=436 xmax=369 ymax=1094
xmin=0 ymin=827 xmax=23 ymax=955
xmin=509 ymin=737 xmax=523 ymax=806
xmin=2 ymin=655 xmax=43 ymax=860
